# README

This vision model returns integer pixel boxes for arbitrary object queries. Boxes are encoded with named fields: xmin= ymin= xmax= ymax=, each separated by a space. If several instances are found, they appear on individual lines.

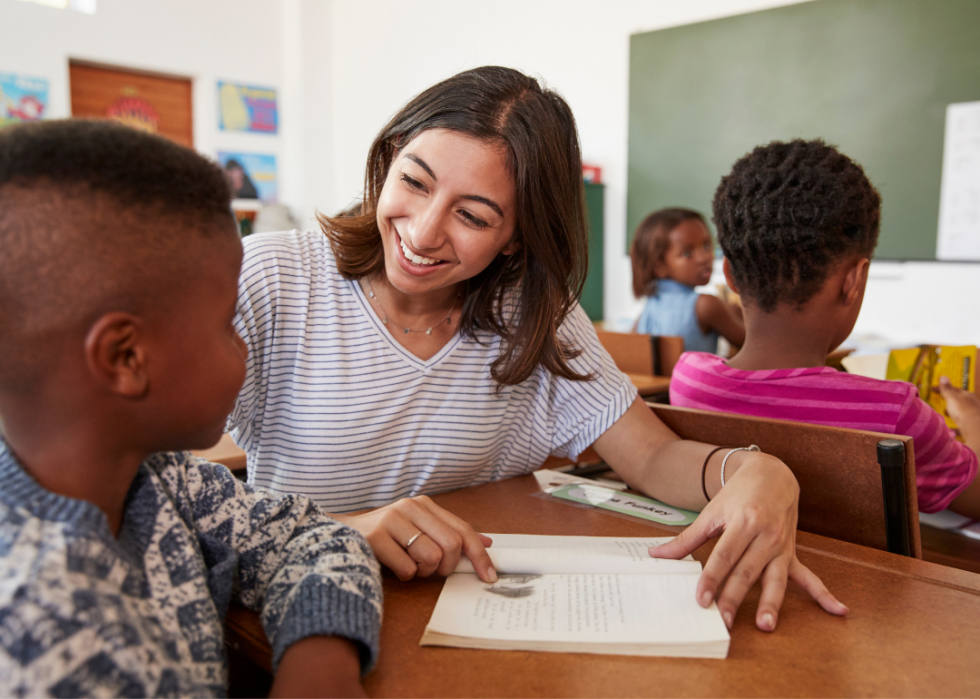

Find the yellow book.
xmin=886 ymin=345 xmax=976 ymax=431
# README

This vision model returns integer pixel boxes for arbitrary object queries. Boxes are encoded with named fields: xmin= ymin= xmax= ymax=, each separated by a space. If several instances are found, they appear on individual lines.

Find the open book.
xmin=421 ymin=534 xmax=729 ymax=659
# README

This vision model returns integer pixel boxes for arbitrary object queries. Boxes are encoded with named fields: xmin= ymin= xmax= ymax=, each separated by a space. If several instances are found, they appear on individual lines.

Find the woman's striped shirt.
xmin=228 ymin=230 xmax=636 ymax=513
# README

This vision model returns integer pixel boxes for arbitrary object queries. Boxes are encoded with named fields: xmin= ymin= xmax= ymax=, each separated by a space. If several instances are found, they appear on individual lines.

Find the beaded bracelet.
xmin=701 ymin=446 xmax=728 ymax=503
xmin=720 ymin=445 xmax=761 ymax=488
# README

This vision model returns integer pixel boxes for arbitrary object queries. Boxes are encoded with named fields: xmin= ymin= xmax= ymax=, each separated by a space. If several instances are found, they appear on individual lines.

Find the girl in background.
xmin=630 ymin=208 xmax=744 ymax=353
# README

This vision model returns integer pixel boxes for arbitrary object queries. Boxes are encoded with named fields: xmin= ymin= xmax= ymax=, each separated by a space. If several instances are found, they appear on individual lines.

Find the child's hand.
xmin=336 ymin=496 xmax=497 ymax=583
xmin=271 ymin=636 xmax=365 ymax=698
xmin=935 ymin=376 xmax=980 ymax=433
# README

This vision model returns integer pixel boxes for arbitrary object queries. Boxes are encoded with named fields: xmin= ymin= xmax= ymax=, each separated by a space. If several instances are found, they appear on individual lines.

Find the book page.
xmin=455 ymin=534 xmax=702 ymax=575
xmin=426 ymin=572 xmax=728 ymax=646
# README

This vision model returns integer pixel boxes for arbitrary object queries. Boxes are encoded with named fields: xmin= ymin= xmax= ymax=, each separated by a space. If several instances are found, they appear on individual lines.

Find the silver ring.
xmin=405 ymin=531 xmax=423 ymax=548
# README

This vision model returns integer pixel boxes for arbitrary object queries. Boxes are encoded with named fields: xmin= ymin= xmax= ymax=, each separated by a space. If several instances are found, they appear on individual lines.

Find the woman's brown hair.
xmin=319 ymin=66 xmax=590 ymax=387
xmin=629 ymin=208 xmax=708 ymax=297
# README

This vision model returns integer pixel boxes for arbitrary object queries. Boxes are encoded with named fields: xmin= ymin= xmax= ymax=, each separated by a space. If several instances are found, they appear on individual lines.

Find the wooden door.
xmin=69 ymin=61 xmax=193 ymax=147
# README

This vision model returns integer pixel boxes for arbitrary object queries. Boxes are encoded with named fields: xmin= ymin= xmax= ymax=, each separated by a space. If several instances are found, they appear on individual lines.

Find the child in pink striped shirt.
xmin=670 ymin=139 xmax=980 ymax=517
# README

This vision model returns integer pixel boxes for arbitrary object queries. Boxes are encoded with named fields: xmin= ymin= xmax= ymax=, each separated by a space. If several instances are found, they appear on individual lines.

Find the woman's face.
xmin=375 ymin=128 xmax=518 ymax=297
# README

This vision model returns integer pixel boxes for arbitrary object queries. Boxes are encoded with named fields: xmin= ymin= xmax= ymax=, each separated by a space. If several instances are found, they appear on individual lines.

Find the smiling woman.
xmin=227 ymin=66 xmax=846 ymax=633
xmin=322 ymin=68 xmax=589 ymax=383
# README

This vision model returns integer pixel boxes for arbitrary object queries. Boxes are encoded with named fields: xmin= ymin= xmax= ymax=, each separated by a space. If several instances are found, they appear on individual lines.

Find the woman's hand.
xmin=336 ymin=496 xmax=497 ymax=583
xmin=649 ymin=452 xmax=848 ymax=631
xmin=595 ymin=397 xmax=846 ymax=631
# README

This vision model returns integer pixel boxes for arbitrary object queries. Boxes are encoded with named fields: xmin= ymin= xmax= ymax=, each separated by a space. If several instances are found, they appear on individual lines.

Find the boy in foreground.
xmin=0 ymin=120 xmax=382 ymax=697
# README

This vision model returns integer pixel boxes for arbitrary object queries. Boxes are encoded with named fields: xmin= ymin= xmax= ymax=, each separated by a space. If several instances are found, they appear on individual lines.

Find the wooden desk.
xmin=625 ymin=373 xmax=671 ymax=397
xmin=226 ymin=475 xmax=980 ymax=697
xmin=921 ymin=522 xmax=980 ymax=575
xmin=192 ymin=433 xmax=246 ymax=472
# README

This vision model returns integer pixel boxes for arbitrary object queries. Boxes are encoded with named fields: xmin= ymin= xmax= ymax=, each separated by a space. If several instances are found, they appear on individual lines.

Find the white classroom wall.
xmin=0 ymin=0 xmax=293 ymax=202
xmin=3 ymin=0 xmax=978 ymax=347
xmin=301 ymin=0 xmax=980 ymax=348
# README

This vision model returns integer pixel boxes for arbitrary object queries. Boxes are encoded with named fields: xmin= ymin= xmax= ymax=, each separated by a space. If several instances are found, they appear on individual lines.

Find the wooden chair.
xmin=595 ymin=330 xmax=684 ymax=377
xmin=192 ymin=433 xmax=247 ymax=473
xmin=648 ymin=404 xmax=921 ymax=557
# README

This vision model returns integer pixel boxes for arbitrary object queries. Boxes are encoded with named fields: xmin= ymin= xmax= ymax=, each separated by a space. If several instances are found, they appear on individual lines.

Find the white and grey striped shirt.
xmin=228 ymin=230 xmax=636 ymax=512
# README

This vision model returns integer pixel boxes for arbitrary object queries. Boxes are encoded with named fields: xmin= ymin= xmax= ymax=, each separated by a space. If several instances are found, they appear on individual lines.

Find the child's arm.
xmin=936 ymin=376 xmax=980 ymax=519
xmin=696 ymin=294 xmax=746 ymax=347
xmin=168 ymin=455 xmax=382 ymax=681
xmin=270 ymin=636 xmax=365 ymax=698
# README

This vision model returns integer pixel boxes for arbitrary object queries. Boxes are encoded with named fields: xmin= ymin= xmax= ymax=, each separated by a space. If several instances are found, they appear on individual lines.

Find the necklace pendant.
xmin=382 ymin=317 xmax=388 ymax=325
xmin=368 ymin=291 xmax=375 ymax=298
xmin=404 ymin=328 xmax=410 ymax=334
xmin=426 ymin=327 xmax=432 ymax=335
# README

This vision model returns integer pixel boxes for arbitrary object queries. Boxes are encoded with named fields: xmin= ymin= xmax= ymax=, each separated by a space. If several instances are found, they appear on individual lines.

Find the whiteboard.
xmin=937 ymin=101 xmax=980 ymax=261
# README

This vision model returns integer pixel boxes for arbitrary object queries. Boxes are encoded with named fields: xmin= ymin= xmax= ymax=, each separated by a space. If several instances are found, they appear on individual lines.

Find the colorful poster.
xmin=105 ymin=96 xmax=160 ymax=134
xmin=217 ymin=151 xmax=277 ymax=203
xmin=0 ymin=72 xmax=48 ymax=126
xmin=217 ymin=81 xmax=277 ymax=133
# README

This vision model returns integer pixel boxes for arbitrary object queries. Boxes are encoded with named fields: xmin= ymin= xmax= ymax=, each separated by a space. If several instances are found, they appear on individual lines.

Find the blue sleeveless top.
xmin=635 ymin=279 xmax=719 ymax=354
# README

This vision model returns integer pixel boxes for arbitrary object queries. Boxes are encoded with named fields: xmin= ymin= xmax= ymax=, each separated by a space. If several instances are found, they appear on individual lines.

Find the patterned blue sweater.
xmin=0 ymin=441 xmax=383 ymax=697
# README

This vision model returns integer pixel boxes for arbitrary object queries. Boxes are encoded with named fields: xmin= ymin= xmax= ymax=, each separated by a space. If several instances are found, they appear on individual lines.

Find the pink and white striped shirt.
xmin=670 ymin=352 xmax=978 ymax=513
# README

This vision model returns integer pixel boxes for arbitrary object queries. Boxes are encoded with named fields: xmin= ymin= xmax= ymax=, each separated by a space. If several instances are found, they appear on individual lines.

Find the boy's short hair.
xmin=0 ymin=119 xmax=232 ymax=217
xmin=0 ymin=119 xmax=235 ymax=390
xmin=629 ymin=207 xmax=707 ymax=297
xmin=712 ymin=139 xmax=881 ymax=312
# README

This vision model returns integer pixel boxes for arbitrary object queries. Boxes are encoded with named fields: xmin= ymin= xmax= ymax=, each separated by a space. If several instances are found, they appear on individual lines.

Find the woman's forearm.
xmin=592 ymin=396 xmax=759 ymax=510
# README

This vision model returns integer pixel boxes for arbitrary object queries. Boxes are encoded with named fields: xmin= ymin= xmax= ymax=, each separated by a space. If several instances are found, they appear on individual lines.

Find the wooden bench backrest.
xmin=649 ymin=404 xmax=921 ymax=557
xmin=596 ymin=330 xmax=684 ymax=377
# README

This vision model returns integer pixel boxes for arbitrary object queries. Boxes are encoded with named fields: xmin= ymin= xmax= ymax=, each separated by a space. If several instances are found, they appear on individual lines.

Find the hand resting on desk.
xmin=334 ymin=496 xmax=498 ymax=584
xmin=593 ymin=397 xmax=849 ymax=632
xmin=648 ymin=451 xmax=847 ymax=631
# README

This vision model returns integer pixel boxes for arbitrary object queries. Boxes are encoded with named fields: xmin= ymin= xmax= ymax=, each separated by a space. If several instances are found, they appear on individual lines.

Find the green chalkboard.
xmin=580 ymin=182 xmax=604 ymax=321
xmin=627 ymin=0 xmax=980 ymax=260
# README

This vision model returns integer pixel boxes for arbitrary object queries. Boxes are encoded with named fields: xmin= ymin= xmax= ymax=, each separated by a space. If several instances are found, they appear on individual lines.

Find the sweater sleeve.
xmin=169 ymin=453 xmax=383 ymax=673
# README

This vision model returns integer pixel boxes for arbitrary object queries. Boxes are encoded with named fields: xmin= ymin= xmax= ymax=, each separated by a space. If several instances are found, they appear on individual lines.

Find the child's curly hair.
xmin=712 ymin=139 xmax=881 ymax=312
xmin=630 ymin=207 xmax=707 ymax=297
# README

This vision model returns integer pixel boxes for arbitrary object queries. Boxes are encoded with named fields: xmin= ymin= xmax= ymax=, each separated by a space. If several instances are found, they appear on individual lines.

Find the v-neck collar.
xmin=348 ymin=277 xmax=464 ymax=372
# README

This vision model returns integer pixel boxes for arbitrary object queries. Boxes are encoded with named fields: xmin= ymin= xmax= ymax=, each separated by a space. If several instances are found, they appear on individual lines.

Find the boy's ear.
xmin=722 ymin=257 xmax=740 ymax=294
xmin=841 ymin=257 xmax=871 ymax=305
xmin=84 ymin=312 xmax=150 ymax=399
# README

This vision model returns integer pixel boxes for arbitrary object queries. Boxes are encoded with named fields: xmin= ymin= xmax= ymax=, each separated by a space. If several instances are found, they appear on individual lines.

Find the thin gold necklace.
xmin=364 ymin=278 xmax=462 ymax=336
